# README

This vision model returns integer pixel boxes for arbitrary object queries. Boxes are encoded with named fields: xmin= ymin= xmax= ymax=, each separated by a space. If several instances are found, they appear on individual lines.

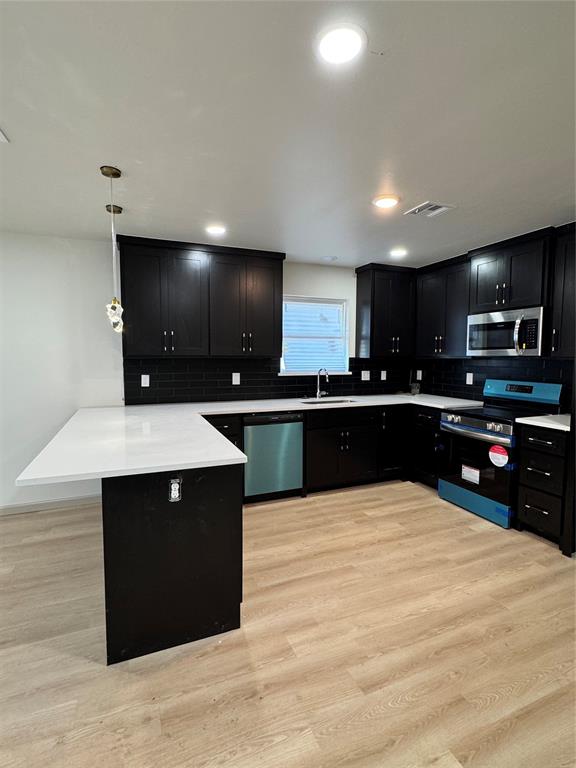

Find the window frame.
xmin=280 ymin=294 xmax=350 ymax=376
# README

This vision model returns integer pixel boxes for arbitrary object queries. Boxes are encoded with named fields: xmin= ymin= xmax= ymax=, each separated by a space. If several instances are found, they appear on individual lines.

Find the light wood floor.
xmin=0 ymin=482 xmax=574 ymax=768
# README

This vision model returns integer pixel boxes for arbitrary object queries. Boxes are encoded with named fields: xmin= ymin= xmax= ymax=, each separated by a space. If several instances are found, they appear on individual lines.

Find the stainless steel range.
xmin=438 ymin=379 xmax=563 ymax=528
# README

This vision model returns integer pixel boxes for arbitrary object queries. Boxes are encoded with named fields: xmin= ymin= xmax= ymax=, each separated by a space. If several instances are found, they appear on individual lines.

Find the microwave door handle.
xmin=513 ymin=314 xmax=524 ymax=354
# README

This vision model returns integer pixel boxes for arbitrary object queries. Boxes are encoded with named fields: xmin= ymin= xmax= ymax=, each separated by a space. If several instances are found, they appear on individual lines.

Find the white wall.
xmin=0 ymin=232 xmax=124 ymax=511
xmin=283 ymin=262 xmax=357 ymax=356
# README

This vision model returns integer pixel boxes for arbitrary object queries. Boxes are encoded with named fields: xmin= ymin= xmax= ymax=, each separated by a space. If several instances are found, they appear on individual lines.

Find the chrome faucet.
xmin=316 ymin=368 xmax=329 ymax=399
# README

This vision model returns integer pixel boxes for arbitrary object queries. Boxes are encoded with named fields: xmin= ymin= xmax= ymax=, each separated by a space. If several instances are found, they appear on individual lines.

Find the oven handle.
xmin=440 ymin=422 xmax=513 ymax=446
xmin=513 ymin=314 xmax=524 ymax=355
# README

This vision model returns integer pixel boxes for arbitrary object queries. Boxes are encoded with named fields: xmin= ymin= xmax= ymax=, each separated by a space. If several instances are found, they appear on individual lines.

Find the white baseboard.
xmin=0 ymin=494 xmax=102 ymax=517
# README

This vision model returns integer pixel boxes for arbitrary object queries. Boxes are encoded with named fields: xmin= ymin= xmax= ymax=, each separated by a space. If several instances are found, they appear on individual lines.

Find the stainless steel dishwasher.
xmin=243 ymin=412 xmax=304 ymax=499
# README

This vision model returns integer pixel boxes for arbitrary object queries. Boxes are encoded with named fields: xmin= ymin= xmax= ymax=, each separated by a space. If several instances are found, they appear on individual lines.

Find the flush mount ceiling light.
xmin=205 ymin=224 xmax=227 ymax=237
xmin=100 ymin=165 xmax=124 ymax=334
xmin=317 ymin=24 xmax=366 ymax=64
xmin=372 ymin=195 xmax=399 ymax=209
xmin=390 ymin=247 xmax=408 ymax=258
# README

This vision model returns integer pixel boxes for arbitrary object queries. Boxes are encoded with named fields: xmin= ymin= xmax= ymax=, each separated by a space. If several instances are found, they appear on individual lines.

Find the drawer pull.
xmin=526 ymin=467 xmax=551 ymax=477
xmin=528 ymin=437 xmax=553 ymax=446
xmin=524 ymin=503 xmax=549 ymax=516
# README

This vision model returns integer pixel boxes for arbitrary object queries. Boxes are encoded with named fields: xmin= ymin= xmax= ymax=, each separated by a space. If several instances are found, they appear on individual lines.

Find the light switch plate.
xmin=466 ymin=372 xmax=474 ymax=385
xmin=361 ymin=370 xmax=370 ymax=381
xmin=416 ymin=370 xmax=423 ymax=381
xmin=141 ymin=374 xmax=150 ymax=388
xmin=232 ymin=372 xmax=240 ymax=385
xmin=381 ymin=370 xmax=387 ymax=381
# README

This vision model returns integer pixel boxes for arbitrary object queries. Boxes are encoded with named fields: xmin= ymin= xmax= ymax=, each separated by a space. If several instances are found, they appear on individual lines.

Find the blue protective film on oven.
xmin=438 ymin=479 xmax=513 ymax=529
xmin=483 ymin=379 xmax=562 ymax=405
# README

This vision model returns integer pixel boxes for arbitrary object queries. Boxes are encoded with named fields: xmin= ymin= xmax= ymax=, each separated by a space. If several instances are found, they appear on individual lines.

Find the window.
xmin=281 ymin=296 xmax=349 ymax=374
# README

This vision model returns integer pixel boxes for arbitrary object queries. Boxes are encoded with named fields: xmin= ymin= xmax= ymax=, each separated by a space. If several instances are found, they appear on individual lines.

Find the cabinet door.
xmin=165 ymin=250 xmax=209 ymax=356
xmin=210 ymin=254 xmax=247 ymax=356
xmin=245 ymin=257 xmax=282 ymax=357
xmin=504 ymin=240 xmax=545 ymax=308
xmin=551 ymin=228 xmax=575 ymax=357
xmin=380 ymin=406 xmax=407 ymax=478
xmin=469 ymin=252 xmax=503 ymax=313
xmin=443 ymin=262 xmax=470 ymax=356
xmin=120 ymin=246 xmax=166 ymax=356
xmin=306 ymin=428 xmax=340 ymax=490
xmin=416 ymin=272 xmax=446 ymax=356
xmin=389 ymin=273 xmax=415 ymax=356
xmin=339 ymin=426 xmax=380 ymax=484
xmin=372 ymin=272 xmax=395 ymax=356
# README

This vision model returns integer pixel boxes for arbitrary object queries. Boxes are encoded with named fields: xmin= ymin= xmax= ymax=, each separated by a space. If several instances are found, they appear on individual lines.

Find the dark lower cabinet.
xmin=550 ymin=223 xmax=575 ymax=358
xmin=203 ymin=414 xmax=243 ymax=449
xmin=410 ymin=407 xmax=449 ymax=488
xmin=517 ymin=425 xmax=571 ymax=554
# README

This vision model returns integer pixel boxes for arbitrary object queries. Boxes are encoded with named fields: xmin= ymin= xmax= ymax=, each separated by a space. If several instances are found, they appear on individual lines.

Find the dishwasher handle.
xmin=243 ymin=412 xmax=304 ymax=426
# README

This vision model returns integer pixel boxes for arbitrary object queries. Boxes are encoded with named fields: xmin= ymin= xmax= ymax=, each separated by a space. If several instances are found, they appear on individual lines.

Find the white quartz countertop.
xmin=16 ymin=393 xmax=481 ymax=486
xmin=515 ymin=413 xmax=571 ymax=432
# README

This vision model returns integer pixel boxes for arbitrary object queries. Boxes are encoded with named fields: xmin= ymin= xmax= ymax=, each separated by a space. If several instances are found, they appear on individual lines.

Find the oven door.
xmin=440 ymin=423 xmax=515 ymax=505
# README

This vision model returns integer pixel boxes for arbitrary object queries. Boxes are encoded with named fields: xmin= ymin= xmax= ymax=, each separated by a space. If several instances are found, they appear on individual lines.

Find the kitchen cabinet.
xmin=120 ymin=239 xmax=209 ymax=357
xmin=210 ymin=254 xmax=283 ymax=357
xmin=550 ymin=223 xmax=575 ymax=358
xmin=410 ymin=407 xmax=449 ymax=488
xmin=356 ymin=265 xmax=415 ymax=358
xmin=306 ymin=408 xmax=380 ymax=490
xmin=416 ymin=260 xmax=469 ymax=357
xmin=203 ymin=414 xmax=243 ymax=449
xmin=468 ymin=230 xmax=552 ymax=314
xmin=379 ymin=405 xmax=408 ymax=479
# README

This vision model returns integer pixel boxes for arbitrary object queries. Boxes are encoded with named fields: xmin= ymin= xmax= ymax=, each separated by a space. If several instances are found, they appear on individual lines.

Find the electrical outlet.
xmin=416 ymin=370 xmax=423 ymax=381
xmin=232 ymin=372 xmax=240 ymax=385
xmin=141 ymin=374 xmax=150 ymax=388
xmin=361 ymin=370 xmax=370 ymax=381
xmin=381 ymin=370 xmax=387 ymax=381
xmin=466 ymin=372 xmax=474 ymax=385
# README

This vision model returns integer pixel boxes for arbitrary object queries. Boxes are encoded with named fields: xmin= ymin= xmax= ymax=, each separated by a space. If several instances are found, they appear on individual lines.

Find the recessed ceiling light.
xmin=0 ymin=127 xmax=9 ymax=143
xmin=317 ymin=24 xmax=366 ymax=64
xmin=390 ymin=247 xmax=408 ymax=258
xmin=372 ymin=195 xmax=399 ymax=209
xmin=323 ymin=255 xmax=338 ymax=262
xmin=205 ymin=224 xmax=226 ymax=237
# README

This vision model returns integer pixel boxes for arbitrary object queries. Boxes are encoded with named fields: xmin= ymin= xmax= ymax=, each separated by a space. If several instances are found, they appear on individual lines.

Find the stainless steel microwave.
xmin=467 ymin=307 xmax=544 ymax=357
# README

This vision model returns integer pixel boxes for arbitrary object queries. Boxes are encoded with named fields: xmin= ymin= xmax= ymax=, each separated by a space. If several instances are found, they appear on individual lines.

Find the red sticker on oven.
xmin=489 ymin=444 xmax=509 ymax=467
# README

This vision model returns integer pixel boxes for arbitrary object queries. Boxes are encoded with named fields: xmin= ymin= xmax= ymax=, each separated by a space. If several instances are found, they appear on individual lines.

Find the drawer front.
xmin=518 ymin=485 xmax=562 ymax=537
xmin=521 ymin=426 xmax=566 ymax=456
xmin=520 ymin=450 xmax=565 ymax=495
xmin=306 ymin=407 xmax=381 ymax=431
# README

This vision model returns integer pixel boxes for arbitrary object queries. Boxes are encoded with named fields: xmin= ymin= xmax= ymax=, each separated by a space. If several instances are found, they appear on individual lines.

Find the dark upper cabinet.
xmin=416 ymin=260 xmax=469 ymax=357
xmin=469 ymin=230 xmax=552 ymax=314
xmin=551 ymin=223 xmax=575 ymax=358
xmin=120 ymin=241 xmax=209 ymax=357
xmin=210 ymin=254 xmax=283 ymax=357
xmin=119 ymin=236 xmax=284 ymax=359
xmin=356 ymin=265 xmax=415 ymax=357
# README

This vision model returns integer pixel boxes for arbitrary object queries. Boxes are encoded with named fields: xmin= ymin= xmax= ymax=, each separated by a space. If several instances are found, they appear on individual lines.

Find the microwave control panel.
xmin=521 ymin=318 xmax=539 ymax=349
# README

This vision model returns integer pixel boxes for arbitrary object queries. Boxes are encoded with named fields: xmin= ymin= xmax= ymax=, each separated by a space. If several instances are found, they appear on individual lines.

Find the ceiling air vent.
xmin=404 ymin=201 xmax=455 ymax=218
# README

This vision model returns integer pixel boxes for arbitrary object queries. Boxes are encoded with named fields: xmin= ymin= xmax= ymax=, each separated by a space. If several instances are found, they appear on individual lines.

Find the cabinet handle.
xmin=526 ymin=466 xmax=551 ymax=477
xmin=163 ymin=330 xmax=167 ymax=352
xmin=171 ymin=330 xmax=175 ymax=352
xmin=248 ymin=332 xmax=253 ymax=352
xmin=502 ymin=282 xmax=507 ymax=304
xmin=242 ymin=332 xmax=246 ymax=352
xmin=391 ymin=336 xmax=396 ymax=353
xmin=524 ymin=503 xmax=549 ymax=516
xmin=396 ymin=336 xmax=400 ymax=354
xmin=552 ymin=328 xmax=556 ymax=353
xmin=439 ymin=335 xmax=443 ymax=354
xmin=434 ymin=336 xmax=438 ymax=354
xmin=495 ymin=283 xmax=500 ymax=305
xmin=528 ymin=437 xmax=553 ymax=446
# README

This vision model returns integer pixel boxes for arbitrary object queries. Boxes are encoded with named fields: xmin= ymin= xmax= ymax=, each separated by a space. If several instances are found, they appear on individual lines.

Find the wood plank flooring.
xmin=0 ymin=482 xmax=574 ymax=768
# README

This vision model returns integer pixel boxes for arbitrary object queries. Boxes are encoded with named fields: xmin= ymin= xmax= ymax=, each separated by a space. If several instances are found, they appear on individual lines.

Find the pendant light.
xmin=100 ymin=165 xmax=124 ymax=333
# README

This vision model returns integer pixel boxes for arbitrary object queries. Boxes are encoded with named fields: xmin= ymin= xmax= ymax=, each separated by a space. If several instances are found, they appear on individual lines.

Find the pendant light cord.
xmin=110 ymin=177 xmax=119 ymax=299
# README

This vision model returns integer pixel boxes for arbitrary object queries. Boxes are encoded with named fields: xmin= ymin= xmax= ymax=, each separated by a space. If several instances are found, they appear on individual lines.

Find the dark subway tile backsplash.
xmin=124 ymin=355 xmax=573 ymax=409
xmin=123 ymin=357 xmax=412 ymax=405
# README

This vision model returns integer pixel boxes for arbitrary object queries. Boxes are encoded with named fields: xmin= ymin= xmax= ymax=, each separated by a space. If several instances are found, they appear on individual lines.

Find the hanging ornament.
xmin=100 ymin=165 xmax=124 ymax=333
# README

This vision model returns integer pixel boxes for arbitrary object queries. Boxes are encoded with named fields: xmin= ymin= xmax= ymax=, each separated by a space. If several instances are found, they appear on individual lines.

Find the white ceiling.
xmin=0 ymin=1 xmax=574 ymax=267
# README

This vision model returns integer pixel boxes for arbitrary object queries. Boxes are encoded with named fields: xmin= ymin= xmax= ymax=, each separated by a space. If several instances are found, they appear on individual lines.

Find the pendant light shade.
xmin=100 ymin=165 xmax=124 ymax=333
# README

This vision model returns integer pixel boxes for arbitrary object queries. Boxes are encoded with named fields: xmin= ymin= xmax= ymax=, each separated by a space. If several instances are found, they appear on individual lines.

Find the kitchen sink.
xmin=301 ymin=398 xmax=356 ymax=404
